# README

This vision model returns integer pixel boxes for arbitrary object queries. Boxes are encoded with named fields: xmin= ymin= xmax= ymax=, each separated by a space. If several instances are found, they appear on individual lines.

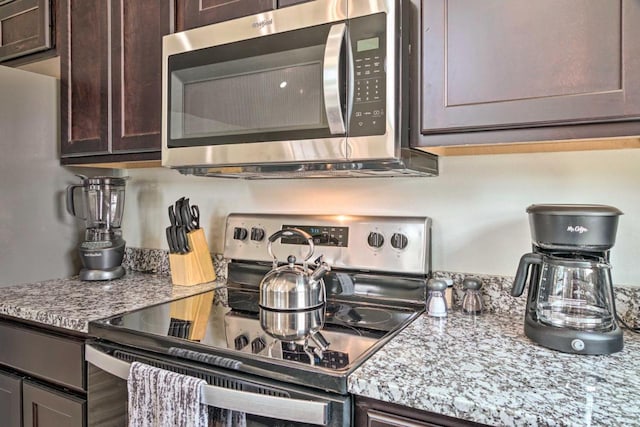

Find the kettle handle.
xmin=511 ymin=252 xmax=543 ymax=297
xmin=267 ymin=228 xmax=315 ymax=263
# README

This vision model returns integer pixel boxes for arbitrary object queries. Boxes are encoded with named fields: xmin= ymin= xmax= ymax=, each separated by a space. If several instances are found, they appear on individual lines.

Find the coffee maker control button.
xmin=367 ymin=232 xmax=384 ymax=248
xmin=390 ymin=233 xmax=408 ymax=250
xmin=571 ymin=339 xmax=585 ymax=352
xmin=250 ymin=227 xmax=265 ymax=241
xmin=233 ymin=227 xmax=248 ymax=241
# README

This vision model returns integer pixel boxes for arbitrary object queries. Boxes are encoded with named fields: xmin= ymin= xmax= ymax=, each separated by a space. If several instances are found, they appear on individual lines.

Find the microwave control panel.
xmin=349 ymin=13 xmax=387 ymax=137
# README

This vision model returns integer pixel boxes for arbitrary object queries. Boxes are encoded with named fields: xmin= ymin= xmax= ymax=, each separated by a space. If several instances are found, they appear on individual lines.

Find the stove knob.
xmin=367 ymin=232 xmax=384 ymax=248
xmin=250 ymin=227 xmax=265 ymax=242
xmin=234 ymin=334 xmax=249 ymax=350
xmin=233 ymin=227 xmax=248 ymax=241
xmin=251 ymin=337 xmax=267 ymax=354
xmin=391 ymin=233 xmax=408 ymax=250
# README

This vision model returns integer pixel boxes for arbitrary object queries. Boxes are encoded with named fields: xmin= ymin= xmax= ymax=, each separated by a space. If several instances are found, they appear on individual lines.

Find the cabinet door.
xmin=0 ymin=0 xmax=51 ymax=62
xmin=175 ymin=0 xmax=274 ymax=31
xmin=110 ymin=0 xmax=171 ymax=153
xmin=278 ymin=0 xmax=313 ymax=7
xmin=59 ymin=0 xmax=109 ymax=156
xmin=23 ymin=381 xmax=85 ymax=427
xmin=0 ymin=371 xmax=22 ymax=427
xmin=421 ymin=0 xmax=640 ymax=135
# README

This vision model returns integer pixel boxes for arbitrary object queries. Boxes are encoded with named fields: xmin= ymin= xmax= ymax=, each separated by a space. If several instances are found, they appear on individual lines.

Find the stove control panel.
xmin=282 ymin=224 xmax=349 ymax=247
xmin=224 ymin=214 xmax=431 ymax=275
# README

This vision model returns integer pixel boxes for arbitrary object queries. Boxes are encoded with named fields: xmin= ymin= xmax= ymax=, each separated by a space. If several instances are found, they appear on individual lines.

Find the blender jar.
xmin=84 ymin=178 xmax=126 ymax=241
xmin=66 ymin=176 xmax=128 ymax=241
xmin=535 ymin=256 xmax=616 ymax=331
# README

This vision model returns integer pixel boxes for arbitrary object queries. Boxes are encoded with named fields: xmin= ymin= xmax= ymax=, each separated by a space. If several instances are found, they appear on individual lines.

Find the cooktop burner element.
xmin=90 ymin=214 xmax=432 ymax=394
xmin=336 ymin=307 xmax=393 ymax=325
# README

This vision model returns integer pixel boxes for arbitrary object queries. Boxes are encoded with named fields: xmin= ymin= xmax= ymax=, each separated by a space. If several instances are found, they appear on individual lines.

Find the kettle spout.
xmin=310 ymin=257 xmax=331 ymax=283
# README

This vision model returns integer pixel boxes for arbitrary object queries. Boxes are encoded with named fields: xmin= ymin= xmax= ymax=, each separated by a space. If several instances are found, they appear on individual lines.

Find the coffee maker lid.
xmin=526 ymin=204 xmax=623 ymax=216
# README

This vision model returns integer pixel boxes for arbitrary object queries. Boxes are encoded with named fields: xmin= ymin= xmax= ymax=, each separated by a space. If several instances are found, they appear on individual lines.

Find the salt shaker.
xmin=462 ymin=277 xmax=484 ymax=315
xmin=426 ymin=279 xmax=448 ymax=317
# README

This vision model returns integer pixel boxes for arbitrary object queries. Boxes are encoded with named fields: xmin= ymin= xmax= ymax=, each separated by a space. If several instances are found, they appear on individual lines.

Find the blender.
xmin=66 ymin=175 xmax=128 ymax=281
xmin=511 ymin=204 xmax=623 ymax=355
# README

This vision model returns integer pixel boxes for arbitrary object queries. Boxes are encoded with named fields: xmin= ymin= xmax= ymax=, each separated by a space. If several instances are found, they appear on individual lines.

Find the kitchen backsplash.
xmin=124 ymin=247 xmax=640 ymax=328
xmin=121 ymin=149 xmax=640 ymax=287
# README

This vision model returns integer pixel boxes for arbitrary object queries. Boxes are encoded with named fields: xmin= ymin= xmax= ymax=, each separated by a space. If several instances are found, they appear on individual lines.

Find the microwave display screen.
xmin=357 ymin=37 xmax=379 ymax=52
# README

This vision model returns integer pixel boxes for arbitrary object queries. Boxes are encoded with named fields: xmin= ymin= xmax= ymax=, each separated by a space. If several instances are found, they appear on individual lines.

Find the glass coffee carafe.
xmin=535 ymin=256 xmax=615 ymax=331
xmin=66 ymin=175 xmax=128 ymax=281
xmin=511 ymin=204 xmax=623 ymax=355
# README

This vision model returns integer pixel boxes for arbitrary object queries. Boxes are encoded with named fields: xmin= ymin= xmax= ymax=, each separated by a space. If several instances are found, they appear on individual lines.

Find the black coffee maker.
xmin=511 ymin=204 xmax=623 ymax=355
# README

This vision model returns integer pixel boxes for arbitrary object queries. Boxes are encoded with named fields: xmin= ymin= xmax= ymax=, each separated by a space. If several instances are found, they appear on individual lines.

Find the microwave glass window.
xmin=170 ymin=45 xmax=327 ymax=140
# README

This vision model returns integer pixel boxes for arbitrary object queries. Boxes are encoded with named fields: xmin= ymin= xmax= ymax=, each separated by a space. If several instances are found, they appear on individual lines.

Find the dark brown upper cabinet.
xmin=60 ymin=0 xmax=171 ymax=164
xmin=416 ymin=0 xmax=640 ymax=148
xmin=0 ymin=0 xmax=52 ymax=63
xmin=175 ymin=0 xmax=274 ymax=32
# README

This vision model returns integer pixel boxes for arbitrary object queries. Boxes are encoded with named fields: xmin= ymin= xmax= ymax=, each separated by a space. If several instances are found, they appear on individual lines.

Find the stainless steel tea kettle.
xmin=259 ymin=228 xmax=331 ymax=351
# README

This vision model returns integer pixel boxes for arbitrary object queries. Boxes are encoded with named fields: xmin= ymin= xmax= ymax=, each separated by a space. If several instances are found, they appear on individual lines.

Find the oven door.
xmin=86 ymin=342 xmax=350 ymax=427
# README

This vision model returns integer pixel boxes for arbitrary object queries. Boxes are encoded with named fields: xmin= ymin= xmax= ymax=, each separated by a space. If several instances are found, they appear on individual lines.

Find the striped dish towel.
xmin=128 ymin=361 xmax=207 ymax=427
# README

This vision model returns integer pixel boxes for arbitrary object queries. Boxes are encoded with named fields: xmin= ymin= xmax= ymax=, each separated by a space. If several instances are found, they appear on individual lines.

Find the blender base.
xmin=79 ymin=266 xmax=126 ymax=281
xmin=524 ymin=315 xmax=623 ymax=355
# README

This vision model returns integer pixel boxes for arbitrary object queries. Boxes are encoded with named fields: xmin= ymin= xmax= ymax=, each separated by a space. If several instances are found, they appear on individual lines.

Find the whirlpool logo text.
xmin=252 ymin=18 xmax=273 ymax=29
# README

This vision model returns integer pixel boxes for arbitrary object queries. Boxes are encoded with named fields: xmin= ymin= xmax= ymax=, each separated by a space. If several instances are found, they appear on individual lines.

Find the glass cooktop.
xmin=89 ymin=287 xmax=422 ymax=393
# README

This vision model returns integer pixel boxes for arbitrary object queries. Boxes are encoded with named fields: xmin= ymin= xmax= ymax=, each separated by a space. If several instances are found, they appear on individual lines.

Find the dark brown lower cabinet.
xmin=0 ymin=372 xmax=85 ymax=427
xmin=0 ymin=319 xmax=86 ymax=427
xmin=0 ymin=370 xmax=22 ymax=427
xmin=22 ymin=381 xmax=85 ymax=427
xmin=355 ymin=396 xmax=487 ymax=427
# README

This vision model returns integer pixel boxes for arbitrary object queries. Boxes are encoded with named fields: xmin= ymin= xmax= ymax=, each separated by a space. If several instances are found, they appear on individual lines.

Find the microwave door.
xmin=165 ymin=21 xmax=348 ymax=153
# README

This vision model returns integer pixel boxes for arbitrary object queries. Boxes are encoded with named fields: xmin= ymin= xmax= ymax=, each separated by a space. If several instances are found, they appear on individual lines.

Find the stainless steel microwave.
xmin=161 ymin=0 xmax=437 ymax=178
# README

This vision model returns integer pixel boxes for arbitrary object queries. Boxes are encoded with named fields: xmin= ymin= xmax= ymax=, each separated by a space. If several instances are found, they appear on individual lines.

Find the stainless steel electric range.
xmin=86 ymin=214 xmax=431 ymax=426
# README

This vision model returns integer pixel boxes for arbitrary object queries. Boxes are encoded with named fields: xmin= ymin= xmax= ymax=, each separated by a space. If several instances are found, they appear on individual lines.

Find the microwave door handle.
xmin=85 ymin=345 xmax=330 ymax=425
xmin=323 ymin=23 xmax=347 ymax=135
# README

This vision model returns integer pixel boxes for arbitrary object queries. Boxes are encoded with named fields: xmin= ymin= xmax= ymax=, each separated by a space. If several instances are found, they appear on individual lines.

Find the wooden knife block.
xmin=169 ymin=228 xmax=216 ymax=286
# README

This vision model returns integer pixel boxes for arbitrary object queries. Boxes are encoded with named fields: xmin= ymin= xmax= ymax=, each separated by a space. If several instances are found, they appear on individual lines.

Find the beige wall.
xmin=120 ymin=148 xmax=640 ymax=286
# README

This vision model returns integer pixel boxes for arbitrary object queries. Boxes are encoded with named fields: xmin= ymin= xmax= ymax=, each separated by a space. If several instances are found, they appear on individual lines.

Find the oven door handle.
xmin=323 ymin=22 xmax=347 ymax=135
xmin=85 ymin=345 xmax=330 ymax=425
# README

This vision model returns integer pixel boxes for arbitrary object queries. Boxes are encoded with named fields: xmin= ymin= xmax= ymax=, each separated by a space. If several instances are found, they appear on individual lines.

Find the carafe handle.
xmin=65 ymin=183 xmax=85 ymax=219
xmin=511 ymin=253 xmax=543 ymax=297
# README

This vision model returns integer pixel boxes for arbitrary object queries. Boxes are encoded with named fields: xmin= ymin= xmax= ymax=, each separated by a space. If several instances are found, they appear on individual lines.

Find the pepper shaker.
xmin=426 ymin=279 xmax=448 ymax=317
xmin=462 ymin=277 xmax=484 ymax=315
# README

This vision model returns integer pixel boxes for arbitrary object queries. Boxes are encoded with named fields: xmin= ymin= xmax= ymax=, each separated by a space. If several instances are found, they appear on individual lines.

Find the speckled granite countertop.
xmin=0 ymin=272 xmax=223 ymax=333
xmin=348 ymin=311 xmax=640 ymax=426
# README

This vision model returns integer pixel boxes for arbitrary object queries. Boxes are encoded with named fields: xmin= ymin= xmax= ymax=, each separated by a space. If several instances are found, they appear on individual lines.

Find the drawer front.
xmin=0 ymin=322 xmax=85 ymax=392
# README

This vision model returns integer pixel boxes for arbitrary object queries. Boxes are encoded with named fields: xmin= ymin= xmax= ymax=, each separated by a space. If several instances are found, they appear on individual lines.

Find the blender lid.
xmin=81 ymin=176 xmax=129 ymax=186
xmin=526 ymin=204 xmax=623 ymax=216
